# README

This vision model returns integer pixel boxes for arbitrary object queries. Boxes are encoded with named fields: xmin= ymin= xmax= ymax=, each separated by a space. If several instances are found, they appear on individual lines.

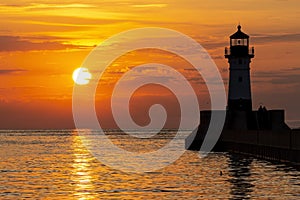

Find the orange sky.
xmin=0 ymin=0 xmax=300 ymax=129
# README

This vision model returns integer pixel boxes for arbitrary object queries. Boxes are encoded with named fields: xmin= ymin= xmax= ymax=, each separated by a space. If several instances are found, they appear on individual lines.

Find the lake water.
xmin=0 ymin=130 xmax=299 ymax=199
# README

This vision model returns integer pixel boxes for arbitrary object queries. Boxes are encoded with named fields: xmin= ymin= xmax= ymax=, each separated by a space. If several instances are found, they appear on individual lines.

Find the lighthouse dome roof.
xmin=230 ymin=25 xmax=249 ymax=39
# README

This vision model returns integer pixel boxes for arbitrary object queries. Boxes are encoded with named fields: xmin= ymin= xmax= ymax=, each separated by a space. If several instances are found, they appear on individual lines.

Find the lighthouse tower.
xmin=225 ymin=25 xmax=254 ymax=112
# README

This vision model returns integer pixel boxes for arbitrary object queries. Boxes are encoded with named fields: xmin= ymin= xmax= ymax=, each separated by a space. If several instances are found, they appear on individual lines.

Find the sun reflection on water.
xmin=72 ymin=131 xmax=95 ymax=200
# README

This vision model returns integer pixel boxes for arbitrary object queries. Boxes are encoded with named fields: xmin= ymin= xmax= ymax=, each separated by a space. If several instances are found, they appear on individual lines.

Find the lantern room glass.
xmin=231 ymin=38 xmax=248 ymax=46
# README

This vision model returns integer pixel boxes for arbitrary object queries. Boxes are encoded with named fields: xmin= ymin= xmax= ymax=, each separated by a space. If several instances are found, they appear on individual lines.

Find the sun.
xmin=72 ymin=67 xmax=92 ymax=85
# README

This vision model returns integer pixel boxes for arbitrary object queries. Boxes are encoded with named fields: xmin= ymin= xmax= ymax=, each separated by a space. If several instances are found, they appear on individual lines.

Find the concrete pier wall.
xmin=187 ymin=129 xmax=300 ymax=164
xmin=223 ymin=142 xmax=300 ymax=164
xmin=291 ymin=129 xmax=300 ymax=150
xmin=221 ymin=130 xmax=300 ymax=150
xmin=185 ymin=110 xmax=300 ymax=164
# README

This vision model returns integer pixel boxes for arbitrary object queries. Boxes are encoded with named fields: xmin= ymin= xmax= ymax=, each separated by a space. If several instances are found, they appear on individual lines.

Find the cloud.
xmin=195 ymin=33 xmax=300 ymax=50
xmin=131 ymin=4 xmax=168 ymax=8
xmin=252 ymin=33 xmax=300 ymax=44
xmin=0 ymin=3 xmax=96 ymax=9
xmin=187 ymin=76 xmax=227 ymax=85
xmin=0 ymin=36 xmax=90 ymax=52
xmin=191 ymin=36 xmax=228 ymax=50
xmin=32 ymin=3 xmax=96 ymax=9
xmin=0 ymin=3 xmax=27 ymax=7
xmin=0 ymin=69 xmax=28 ymax=75
xmin=253 ymin=67 xmax=300 ymax=85
xmin=283 ymin=67 xmax=300 ymax=72
xmin=184 ymin=68 xmax=198 ymax=71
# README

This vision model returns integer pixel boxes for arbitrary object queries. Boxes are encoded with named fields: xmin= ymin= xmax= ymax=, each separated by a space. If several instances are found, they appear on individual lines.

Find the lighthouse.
xmin=186 ymin=25 xmax=291 ymax=153
xmin=225 ymin=25 xmax=254 ymax=112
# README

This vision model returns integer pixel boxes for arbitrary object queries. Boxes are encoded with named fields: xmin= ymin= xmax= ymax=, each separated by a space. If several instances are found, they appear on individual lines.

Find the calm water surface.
xmin=0 ymin=130 xmax=299 ymax=199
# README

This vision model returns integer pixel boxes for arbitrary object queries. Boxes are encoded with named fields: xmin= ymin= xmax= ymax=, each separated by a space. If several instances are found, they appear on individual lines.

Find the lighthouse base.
xmin=185 ymin=109 xmax=300 ymax=164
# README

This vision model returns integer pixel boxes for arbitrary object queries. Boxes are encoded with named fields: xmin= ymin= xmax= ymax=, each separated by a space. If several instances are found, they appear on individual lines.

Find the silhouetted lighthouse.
xmin=186 ymin=25 xmax=296 ymax=165
xmin=225 ymin=25 xmax=254 ymax=111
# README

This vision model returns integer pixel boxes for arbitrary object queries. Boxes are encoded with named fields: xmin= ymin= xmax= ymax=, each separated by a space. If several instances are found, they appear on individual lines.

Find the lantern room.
xmin=230 ymin=25 xmax=249 ymax=46
xmin=225 ymin=25 xmax=254 ymax=58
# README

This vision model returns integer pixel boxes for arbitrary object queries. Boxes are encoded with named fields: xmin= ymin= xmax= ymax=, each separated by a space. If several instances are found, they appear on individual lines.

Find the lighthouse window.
xmin=239 ymin=77 xmax=243 ymax=82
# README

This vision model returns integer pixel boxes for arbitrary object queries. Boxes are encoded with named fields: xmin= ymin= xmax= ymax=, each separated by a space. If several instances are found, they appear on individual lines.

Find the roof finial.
xmin=238 ymin=23 xmax=241 ymax=31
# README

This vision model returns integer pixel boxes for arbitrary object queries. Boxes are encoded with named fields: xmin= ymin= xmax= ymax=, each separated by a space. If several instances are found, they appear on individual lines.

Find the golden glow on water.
xmin=0 ymin=130 xmax=299 ymax=199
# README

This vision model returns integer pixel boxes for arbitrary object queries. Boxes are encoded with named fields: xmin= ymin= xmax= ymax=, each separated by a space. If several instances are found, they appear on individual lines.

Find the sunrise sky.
xmin=0 ymin=0 xmax=300 ymax=129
